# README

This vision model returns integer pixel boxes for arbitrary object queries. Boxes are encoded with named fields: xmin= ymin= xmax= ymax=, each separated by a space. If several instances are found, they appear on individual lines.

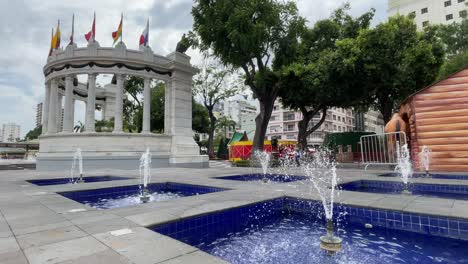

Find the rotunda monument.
xmin=37 ymin=18 xmax=208 ymax=171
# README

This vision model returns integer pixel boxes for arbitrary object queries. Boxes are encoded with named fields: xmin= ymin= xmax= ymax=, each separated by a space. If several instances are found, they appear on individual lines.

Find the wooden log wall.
xmin=410 ymin=69 xmax=468 ymax=172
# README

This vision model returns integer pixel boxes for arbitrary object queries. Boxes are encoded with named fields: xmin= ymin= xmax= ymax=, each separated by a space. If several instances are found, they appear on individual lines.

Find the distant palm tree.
xmin=216 ymin=116 xmax=236 ymax=139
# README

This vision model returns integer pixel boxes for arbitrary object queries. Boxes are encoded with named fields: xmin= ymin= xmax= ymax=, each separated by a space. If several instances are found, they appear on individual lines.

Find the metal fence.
xmin=360 ymin=131 xmax=407 ymax=171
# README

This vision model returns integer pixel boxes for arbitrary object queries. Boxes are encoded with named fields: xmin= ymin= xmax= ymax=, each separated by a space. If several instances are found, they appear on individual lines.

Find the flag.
xmin=139 ymin=19 xmax=149 ymax=46
xmin=112 ymin=13 xmax=123 ymax=45
xmin=85 ymin=13 xmax=96 ymax=43
xmin=69 ymin=14 xmax=74 ymax=45
xmin=53 ymin=20 xmax=61 ymax=49
xmin=48 ymin=28 xmax=54 ymax=56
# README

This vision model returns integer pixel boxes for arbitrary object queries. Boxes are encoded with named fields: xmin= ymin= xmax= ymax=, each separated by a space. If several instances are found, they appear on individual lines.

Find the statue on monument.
xmin=176 ymin=33 xmax=192 ymax=53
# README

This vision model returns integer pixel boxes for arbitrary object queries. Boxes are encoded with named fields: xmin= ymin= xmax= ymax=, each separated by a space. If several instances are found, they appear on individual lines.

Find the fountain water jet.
xmin=139 ymin=148 xmax=152 ymax=203
xmin=303 ymin=150 xmax=342 ymax=254
xmin=253 ymin=150 xmax=270 ymax=183
xmin=419 ymin=146 xmax=431 ymax=177
xmin=395 ymin=144 xmax=413 ymax=195
xmin=70 ymin=148 xmax=84 ymax=183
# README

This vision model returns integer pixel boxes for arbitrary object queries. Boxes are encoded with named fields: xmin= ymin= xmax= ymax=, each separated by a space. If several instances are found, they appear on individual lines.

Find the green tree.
xmin=351 ymin=15 xmax=445 ymax=123
xmin=436 ymin=13 xmax=468 ymax=79
xmin=279 ymin=5 xmax=374 ymax=149
xmin=193 ymin=57 xmax=241 ymax=157
xmin=191 ymin=0 xmax=305 ymax=151
xmin=24 ymin=126 xmax=42 ymax=140
xmin=216 ymin=116 xmax=236 ymax=138
xmin=192 ymin=99 xmax=210 ymax=134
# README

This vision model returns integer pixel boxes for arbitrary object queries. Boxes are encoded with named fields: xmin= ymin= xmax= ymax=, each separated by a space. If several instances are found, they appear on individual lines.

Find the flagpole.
xmin=121 ymin=13 xmax=123 ymax=43
xmin=70 ymin=14 xmax=74 ymax=45
xmin=93 ymin=11 xmax=96 ymax=42
xmin=147 ymin=18 xmax=149 ymax=47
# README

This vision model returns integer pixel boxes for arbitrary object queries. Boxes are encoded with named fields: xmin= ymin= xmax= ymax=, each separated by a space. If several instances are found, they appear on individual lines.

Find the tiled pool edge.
xmin=149 ymin=196 xmax=468 ymax=242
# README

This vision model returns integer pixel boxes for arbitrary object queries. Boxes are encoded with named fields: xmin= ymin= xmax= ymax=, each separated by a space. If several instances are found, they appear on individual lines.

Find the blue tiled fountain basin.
xmin=27 ymin=176 xmax=134 ymax=186
xmin=150 ymin=197 xmax=468 ymax=264
xmin=215 ymin=173 xmax=308 ymax=182
xmin=340 ymin=180 xmax=468 ymax=200
xmin=379 ymin=172 xmax=468 ymax=180
xmin=58 ymin=182 xmax=227 ymax=209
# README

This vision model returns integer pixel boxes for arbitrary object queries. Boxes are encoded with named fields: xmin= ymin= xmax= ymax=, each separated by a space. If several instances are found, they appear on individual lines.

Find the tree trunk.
xmin=297 ymin=109 xmax=313 ymax=151
xmin=380 ymin=100 xmax=394 ymax=125
xmin=207 ymin=112 xmax=216 ymax=158
xmin=297 ymin=107 xmax=327 ymax=150
xmin=252 ymin=98 xmax=275 ymax=151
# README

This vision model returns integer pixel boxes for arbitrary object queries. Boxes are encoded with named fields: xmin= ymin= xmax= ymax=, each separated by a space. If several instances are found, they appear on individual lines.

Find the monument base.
xmin=37 ymin=133 xmax=208 ymax=171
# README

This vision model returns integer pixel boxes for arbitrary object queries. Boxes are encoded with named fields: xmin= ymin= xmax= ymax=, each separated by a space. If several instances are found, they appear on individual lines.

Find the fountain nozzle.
xmin=320 ymin=219 xmax=342 ymax=254
xmin=140 ymin=187 xmax=150 ymax=203
xmin=76 ymin=173 xmax=85 ymax=183
xmin=401 ymin=183 xmax=412 ymax=195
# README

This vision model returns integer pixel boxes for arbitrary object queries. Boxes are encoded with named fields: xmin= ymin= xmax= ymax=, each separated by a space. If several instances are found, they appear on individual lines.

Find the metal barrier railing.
xmin=360 ymin=131 xmax=407 ymax=171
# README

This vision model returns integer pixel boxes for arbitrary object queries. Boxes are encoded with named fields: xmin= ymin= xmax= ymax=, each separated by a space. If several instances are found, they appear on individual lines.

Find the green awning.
xmin=228 ymin=131 xmax=248 ymax=145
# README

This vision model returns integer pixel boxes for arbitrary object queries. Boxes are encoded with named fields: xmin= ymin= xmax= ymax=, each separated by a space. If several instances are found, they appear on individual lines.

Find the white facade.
xmin=266 ymin=101 xmax=355 ymax=146
xmin=2 ymin=123 xmax=21 ymax=142
xmin=222 ymin=99 xmax=257 ymax=139
xmin=388 ymin=0 xmax=467 ymax=29
xmin=354 ymin=110 xmax=385 ymax=134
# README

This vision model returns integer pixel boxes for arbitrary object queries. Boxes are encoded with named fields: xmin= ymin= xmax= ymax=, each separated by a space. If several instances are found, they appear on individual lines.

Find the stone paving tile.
xmin=16 ymin=225 xmax=87 ymax=249
xmin=158 ymin=250 xmax=228 ymax=264
xmin=94 ymin=227 xmax=197 ymax=264
xmin=23 ymin=236 xmax=108 ymax=264
xmin=65 ymin=211 xmax=120 ymax=225
xmin=9 ymin=214 xmax=73 ymax=236
xmin=76 ymin=217 xmax=139 ymax=235
xmin=125 ymin=207 xmax=183 ymax=227
xmin=56 ymin=249 xmax=133 ymax=264
xmin=0 ymin=236 xmax=20 ymax=254
xmin=0 ymin=250 xmax=29 ymax=264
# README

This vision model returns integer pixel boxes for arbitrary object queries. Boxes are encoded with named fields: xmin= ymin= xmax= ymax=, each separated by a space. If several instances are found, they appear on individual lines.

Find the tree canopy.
xmin=278 ymin=5 xmax=375 ymax=149
xmin=350 ymin=15 xmax=445 ymax=123
xmin=191 ymin=0 xmax=305 ymax=150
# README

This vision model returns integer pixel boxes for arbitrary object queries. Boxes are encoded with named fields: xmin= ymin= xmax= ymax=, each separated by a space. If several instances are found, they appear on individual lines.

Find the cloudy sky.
xmin=0 ymin=0 xmax=387 ymax=138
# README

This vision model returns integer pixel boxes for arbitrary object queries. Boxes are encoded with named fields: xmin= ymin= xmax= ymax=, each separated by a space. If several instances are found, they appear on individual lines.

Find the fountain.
xmin=395 ymin=143 xmax=413 ymax=195
xmin=139 ymin=148 xmax=152 ymax=203
xmin=70 ymin=148 xmax=84 ymax=183
xmin=419 ymin=146 xmax=431 ymax=177
xmin=253 ymin=150 xmax=270 ymax=183
xmin=302 ymin=150 xmax=342 ymax=254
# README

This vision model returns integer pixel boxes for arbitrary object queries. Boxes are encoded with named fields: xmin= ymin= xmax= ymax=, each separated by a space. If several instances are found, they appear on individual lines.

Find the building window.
xmin=333 ymin=125 xmax=337 ymax=130
xmin=460 ymin=10 xmax=467 ymax=18
xmin=286 ymin=124 xmax=295 ymax=131
xmin=446 ymin=14 xmax=454 ymax=20
xmin=333 ymin=115 xmax=336 ymax=120
xmin=338 ymin=116 xmax=341 ymax=122
xmin=273 ymin=106 xmax=278 ymax=110
xmin=458 ymin=0 xmax=465 ymax=2
xmin=270 ymin=115 xmax=277 ymax=121
xmin=422 ymin=21 xmax=429 ymax=27
xmin=421 ymin=7 xmax=428 ymax=14
xmin=444 ymin=0 xmax=451 ymax=7
xmin=286 ymin=134 xmax=295 ymax=139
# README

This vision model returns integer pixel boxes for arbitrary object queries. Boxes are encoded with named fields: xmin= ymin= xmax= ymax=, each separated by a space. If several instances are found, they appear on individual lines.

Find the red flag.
xmin=85 ymin=13 xmax=96 ymax=42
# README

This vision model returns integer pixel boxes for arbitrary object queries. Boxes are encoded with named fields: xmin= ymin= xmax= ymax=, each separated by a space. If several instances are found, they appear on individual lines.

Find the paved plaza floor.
xmin=0 ymin=166 xmax=467 ymax=263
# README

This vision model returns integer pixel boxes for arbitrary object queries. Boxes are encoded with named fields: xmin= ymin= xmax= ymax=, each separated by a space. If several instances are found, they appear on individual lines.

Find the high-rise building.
xmin=222 ymin=99 xmax=258 ymax=138
xmin=354 ymin=110 xmax=385 ymax=134
xmin=266 ymin=100 xmax=357 ymax=147
xmin=388 ymin=0 xmax=467 ymax=29
xmin=36 ymin=102 xmax=43 ymax=128
xmin=1 ymin=123 xmax=21 ymax=142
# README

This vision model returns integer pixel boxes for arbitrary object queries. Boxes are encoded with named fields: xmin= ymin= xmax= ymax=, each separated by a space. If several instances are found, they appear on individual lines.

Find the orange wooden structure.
xmin=228 ymin=140 xmax=296 ymax=162
xmin=398 ymin=67 xmax=468 ymax=172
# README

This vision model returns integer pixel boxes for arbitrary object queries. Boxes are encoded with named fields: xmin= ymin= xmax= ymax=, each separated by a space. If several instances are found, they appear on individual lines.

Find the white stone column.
xmin=85 ymin=73 xmax=97 ymax=132
xmin=57 ymin=94 xmax=63 ymax=132
xmin=113 ymin=74 xmax=124 ymax=133
xmin=142 ymin=77 xmax=151 ymax=133
xmin=71 ymin=98 xmax=75 ymax=129
xmin=47 ymin=79 xmax=58 ymax=134
xmin=164 ymin=80 xmax=174 ymax=135
xmin=62 ymin=75 xmax=74 ymax=133
xmin=42 ymin=82 xmax=50 ymax=135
